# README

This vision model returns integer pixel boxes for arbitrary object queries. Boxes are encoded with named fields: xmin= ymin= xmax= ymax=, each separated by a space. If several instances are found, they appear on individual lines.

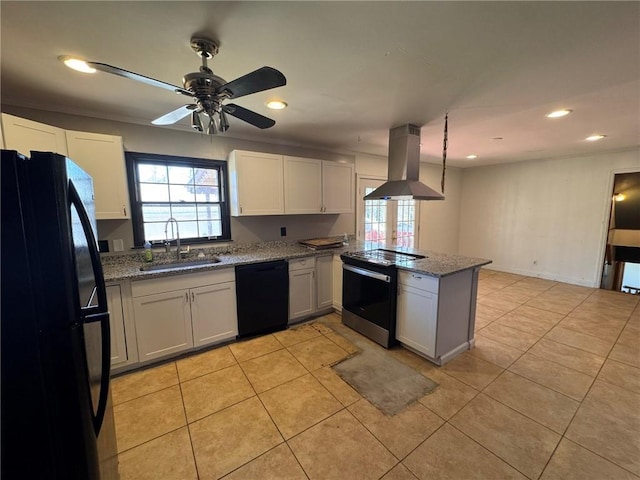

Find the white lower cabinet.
xmin=133 ymin=290 xmax=193 ymax=361
xmin=131 ymin=269 xmax=237 ymax=363
xmin=332 ymin=254 xmax=343 ymax=311
xmin=106 ymin=284 xmax=128 ymax=367
xmin=396 ymin=268 xmax=476 ymax=365
xmin=288 ymin=257 xmax=316 ymax=322
xmin=396 ymin=281 xmax=438 ymax=358
xmin=191 ymin=282 xmax=238 ymax=347
xmin=315 ymin=255 xmax=333 ymax=310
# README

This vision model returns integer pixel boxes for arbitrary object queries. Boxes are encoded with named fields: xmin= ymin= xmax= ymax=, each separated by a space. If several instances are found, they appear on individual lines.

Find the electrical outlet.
xmin=280 ymin=227 xmax=287 ymax=237
xmin=113 ymin=239 xmax=124 ymax=252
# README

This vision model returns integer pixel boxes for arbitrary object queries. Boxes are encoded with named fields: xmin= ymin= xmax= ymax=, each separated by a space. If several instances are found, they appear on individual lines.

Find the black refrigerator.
xmin=1 ymin=150 xmax=119 ymax=479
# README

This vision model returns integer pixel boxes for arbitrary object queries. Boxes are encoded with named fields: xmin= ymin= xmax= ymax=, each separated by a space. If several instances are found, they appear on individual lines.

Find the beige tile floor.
xmin=111 ymin=270 xmax=640 ymax=480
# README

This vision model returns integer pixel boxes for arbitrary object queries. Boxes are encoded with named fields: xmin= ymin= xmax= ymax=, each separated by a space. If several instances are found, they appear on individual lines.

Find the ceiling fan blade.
xmin=87 ymin=61 xmax=194 ymax=97
xmin=216 ymin=67 xmax=286 ymax=100
xmin=223 ymin=104 xmax=276 ymax=129
xmin=151 ymin=104 xmax=197 ymax=125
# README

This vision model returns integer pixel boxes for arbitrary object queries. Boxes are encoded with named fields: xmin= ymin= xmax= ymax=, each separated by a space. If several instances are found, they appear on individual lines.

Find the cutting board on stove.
xmin=299 ymin=237 xmax=343 ymax=250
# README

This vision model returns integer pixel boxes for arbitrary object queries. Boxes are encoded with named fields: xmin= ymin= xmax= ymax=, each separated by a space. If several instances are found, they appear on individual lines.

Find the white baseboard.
xmin=482 ymin=264 xmax=599 ymax=288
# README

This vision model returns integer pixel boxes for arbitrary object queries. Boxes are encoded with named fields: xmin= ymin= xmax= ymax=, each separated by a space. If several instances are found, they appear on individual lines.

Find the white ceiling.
xmin=1 ymin=1 xmax=638 ymax=167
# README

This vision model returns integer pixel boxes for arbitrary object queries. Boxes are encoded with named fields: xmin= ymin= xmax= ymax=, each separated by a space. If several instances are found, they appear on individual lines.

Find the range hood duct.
xmin=363 ymin=124 xmax=445 ymax=201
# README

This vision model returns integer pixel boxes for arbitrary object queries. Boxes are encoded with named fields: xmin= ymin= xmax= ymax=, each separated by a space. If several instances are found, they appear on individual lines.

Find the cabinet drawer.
xmin=398 ymin=270 xmax=439 ymax=294
xmin=132 ymin=268 xmax=235 ymax=297
xmin=288 ymin=257 xmax=315 ymax=272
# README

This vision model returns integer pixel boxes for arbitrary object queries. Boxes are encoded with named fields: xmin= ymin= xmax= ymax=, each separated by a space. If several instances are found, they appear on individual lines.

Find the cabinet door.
xmin=284 ymin=156 xmax=323 ymax=214
xmin=133 ymin=289 xmax=193 ymax=362
xmin=322 ymin=161 xmax=354 ymax=214
xmin=396 ymin=284 xmax=438 ymax=357
xmin=229 ymin=150 xmax=284 ymax=215
xmin=65 ymin=131 xmax=130 ymax=220
xmin=332 ymin=255 xmax=343 ymax=310
xmin=191 ymin=282 xmax=238 ymax=347
xmin=316 ymin=255 xmax=333 ymax=310
xmin=289 ymin=268 xmax=316 ymax=321
xmin=1 ymin=113 xmax=68 ymax=156
xmin=106 ymin=285 xmax=128 ymax=366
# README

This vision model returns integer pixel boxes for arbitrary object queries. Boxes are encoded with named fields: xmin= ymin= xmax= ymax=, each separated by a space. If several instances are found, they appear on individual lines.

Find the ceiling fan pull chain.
xmin=441 ymin=112 xmax=448 ymax=194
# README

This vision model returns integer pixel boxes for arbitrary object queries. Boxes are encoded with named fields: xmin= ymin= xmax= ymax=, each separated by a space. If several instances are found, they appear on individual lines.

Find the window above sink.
xmin=125 ymin=152 xmax=232 ymax=248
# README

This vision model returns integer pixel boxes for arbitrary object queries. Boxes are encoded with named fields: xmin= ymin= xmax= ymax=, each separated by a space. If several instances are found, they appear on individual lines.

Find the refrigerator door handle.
xmin=68 ymin=181 xmax=111 ymax=435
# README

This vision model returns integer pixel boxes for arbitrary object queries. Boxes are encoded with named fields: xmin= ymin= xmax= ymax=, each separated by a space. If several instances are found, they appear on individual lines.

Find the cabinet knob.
xmin=185 ymin=292 xmax=189 ymax=303
xmin=240 ymin=206 xmax=243 ymax=214
xmin=123 ymin=206 xmax=127 ymax=216
xmin=191 ymin=291 xmax=195 ymax=302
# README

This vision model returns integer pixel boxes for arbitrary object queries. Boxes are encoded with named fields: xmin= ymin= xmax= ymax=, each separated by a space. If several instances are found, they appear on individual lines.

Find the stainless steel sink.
xmin=140 ymin=258 xmax=221 ymax=272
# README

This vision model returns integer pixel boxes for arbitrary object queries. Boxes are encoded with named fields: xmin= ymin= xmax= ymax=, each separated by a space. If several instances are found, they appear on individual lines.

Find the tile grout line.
xmin=176 ymin=362 xmax=202 ymax=480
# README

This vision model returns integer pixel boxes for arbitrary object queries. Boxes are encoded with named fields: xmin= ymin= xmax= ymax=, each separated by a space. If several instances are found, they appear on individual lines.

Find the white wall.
xmin=6 ymin=107 xmax=356 ymax=250
xmin=419 ymin=163 xmax=461 ymax=254
xmin=355 ymin=153 xmax=462 ymax=253
xmin=458 ymin=149 xmax=640 ymax=286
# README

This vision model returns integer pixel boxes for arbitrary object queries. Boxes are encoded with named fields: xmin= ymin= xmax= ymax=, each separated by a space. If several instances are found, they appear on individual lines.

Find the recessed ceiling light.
xmin=466 ymin=154 xmax=478 ymax=159
xmin=586 ymin=134 xmax=606 ymax=141
xmin=546 ymin=109 xmax=572 ymax=118
xmin=58 ymin=55 xmax=96 ymax=74
xmin=266 ymin=100 xmax=287 ymax=110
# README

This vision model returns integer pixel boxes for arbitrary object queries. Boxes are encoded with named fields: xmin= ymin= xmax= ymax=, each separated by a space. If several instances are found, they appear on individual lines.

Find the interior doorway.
xmin=600 ymin=171 xmax=640 ymax=293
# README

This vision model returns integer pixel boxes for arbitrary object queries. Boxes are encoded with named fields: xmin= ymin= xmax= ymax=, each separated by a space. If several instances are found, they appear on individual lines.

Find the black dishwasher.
xmin=235 ymin=260 xmax=289 ymax=337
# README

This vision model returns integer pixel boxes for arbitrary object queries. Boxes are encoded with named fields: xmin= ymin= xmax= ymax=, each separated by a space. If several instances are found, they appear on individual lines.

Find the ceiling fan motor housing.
xmin=183 ymin=71 xmax=228 ymax=115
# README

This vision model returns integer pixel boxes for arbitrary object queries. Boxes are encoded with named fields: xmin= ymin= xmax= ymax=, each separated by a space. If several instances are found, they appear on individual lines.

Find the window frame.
xmin=125 ymin=151 xmax=232 ymax=247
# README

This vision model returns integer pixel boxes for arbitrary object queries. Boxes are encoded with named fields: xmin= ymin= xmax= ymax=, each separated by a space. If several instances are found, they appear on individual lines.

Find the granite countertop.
xmin=101 ymin=239 xmax=491 ymax=283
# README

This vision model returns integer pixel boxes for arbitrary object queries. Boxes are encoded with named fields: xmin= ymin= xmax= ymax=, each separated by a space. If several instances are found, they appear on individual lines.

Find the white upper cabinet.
xmin=1 ymin=113 xmax=68 ymax=156
xmin=322 ymin=161 xmax=354 ymax=214
xmin=229 ymin=150 xmax=284 ymax=216
xmin=229 ymin=150 xmax=353 ymax=216
xmin=65 ymin=131 xmax=130 ymax=220
xmin=284 ymin=156 xmax=323 ymax=214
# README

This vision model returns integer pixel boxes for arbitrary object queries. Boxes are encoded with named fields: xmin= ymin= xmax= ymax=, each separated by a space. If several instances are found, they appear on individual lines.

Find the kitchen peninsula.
xmin=101 ymin=240 xmax=490 ymax=372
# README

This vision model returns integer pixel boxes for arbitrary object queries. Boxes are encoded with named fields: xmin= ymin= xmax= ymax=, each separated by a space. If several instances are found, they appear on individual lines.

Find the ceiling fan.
xmin=80 ymin=37 xmax=286 ymax=134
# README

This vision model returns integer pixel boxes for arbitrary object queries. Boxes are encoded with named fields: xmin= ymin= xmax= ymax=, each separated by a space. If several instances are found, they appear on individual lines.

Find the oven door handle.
xmin=343 ymin=264 xmax=391 ymax=283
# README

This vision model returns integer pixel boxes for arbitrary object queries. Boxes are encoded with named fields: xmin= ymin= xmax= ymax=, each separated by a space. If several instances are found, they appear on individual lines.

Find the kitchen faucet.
xmin=164 ymin=217 xmax=181 ymax=261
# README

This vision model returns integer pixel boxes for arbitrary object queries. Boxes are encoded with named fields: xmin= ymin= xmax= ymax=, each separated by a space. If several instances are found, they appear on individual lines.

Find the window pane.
xmin=143 ymin=222 xmax=167 ymax=242
xmin=199 ymin=220 xmax=222 ymax=238
xmin=194 ymin=168 xmax=218 ymax=186
xmin=142 ymin=204 xmax=172 ymax=223
xmin=197 ymin=204 xmax=221 ymax=221
xmin=171 ymin=204 xmax=197 ymax=221
xmin=169 ymin=184 xmax=196 ymax=203
xmin=140 ymin=183 xmax=169 ymax=202
xmin=168 ymin=166 xmax=193 ymax=185
xmin=138 ymin=164 xmax=167 ymax=183
xmin=177 ymin=221 xmax=198 ymax=239
xmin=194 ymin=186 xmax=220 ymax=202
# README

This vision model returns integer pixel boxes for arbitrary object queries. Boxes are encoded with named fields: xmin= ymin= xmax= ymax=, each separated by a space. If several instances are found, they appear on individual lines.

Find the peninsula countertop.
xmin=101 ymin=240 xmax=491 ymax=283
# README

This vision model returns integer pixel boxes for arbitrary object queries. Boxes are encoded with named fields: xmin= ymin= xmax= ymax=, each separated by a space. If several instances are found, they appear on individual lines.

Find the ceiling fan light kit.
xmin=61 ymin=36 xmax=286 ymax=135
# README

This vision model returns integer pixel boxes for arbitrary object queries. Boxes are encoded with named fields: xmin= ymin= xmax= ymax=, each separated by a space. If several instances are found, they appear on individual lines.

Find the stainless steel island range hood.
xmin=364 ymin=124 xmax=445 ymax=201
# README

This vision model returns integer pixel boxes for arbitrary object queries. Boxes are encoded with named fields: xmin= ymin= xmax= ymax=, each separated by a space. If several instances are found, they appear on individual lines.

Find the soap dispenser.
xmin=143 ymin=241 xmax=153 ymax=262
xmin=342 ymin=233 xmax=349 ymax=246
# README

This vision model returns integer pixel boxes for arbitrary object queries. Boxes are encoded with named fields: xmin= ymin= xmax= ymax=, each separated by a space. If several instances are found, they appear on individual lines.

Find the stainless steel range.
xmin=340 ymin=249 xmax=425 ymax=347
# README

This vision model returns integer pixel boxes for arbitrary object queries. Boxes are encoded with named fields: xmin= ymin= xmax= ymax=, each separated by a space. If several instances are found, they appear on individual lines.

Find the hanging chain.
xmin=441 ymin=112 xmax=448 ymax=194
